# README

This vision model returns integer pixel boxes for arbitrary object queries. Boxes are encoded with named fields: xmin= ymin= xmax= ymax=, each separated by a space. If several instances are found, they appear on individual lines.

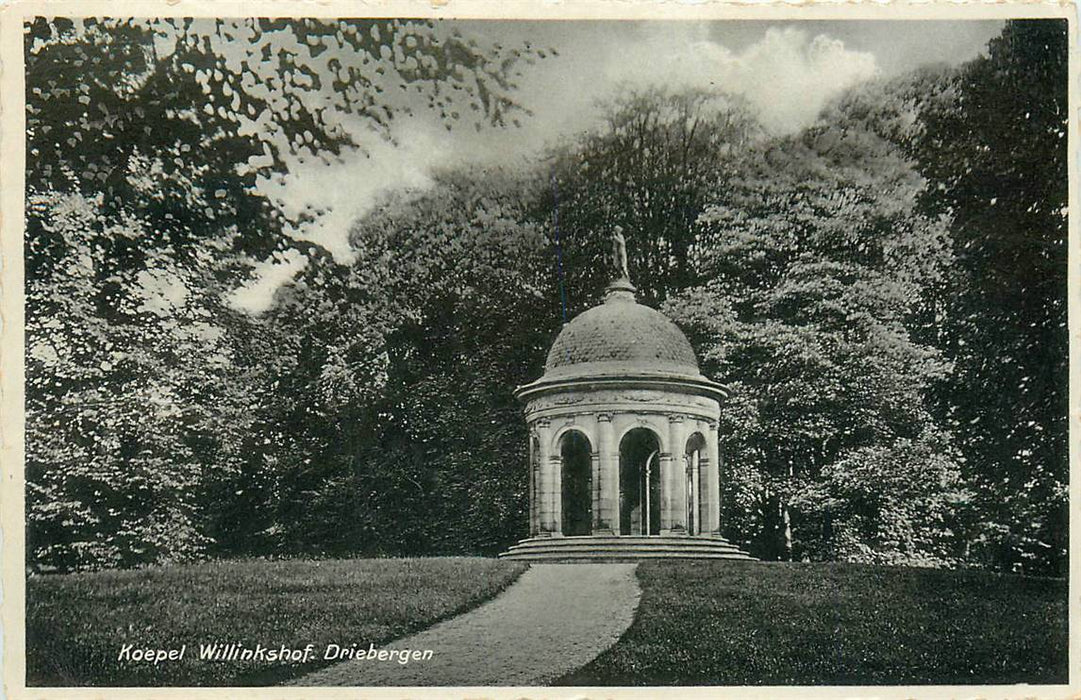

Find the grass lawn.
xmin=27 ymin=556 xmax=526 ymax=687
xmin=557 ymin=560 xmax=1068 ymax=686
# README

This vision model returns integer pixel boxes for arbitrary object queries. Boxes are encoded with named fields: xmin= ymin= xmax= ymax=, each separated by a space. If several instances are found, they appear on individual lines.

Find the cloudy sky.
xmin=231 ymin=19 xmax=1004 ymax=314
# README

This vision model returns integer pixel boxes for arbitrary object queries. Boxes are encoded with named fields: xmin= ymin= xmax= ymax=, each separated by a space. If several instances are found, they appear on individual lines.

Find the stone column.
xmin=590 ymin=449 xmax=601 ymax=534
xmin=549 ymin=454 xmax=563 ymax=536
xmin=705 ymin=420 xmax=721 ymax=535
xmin=528 ymin=432 xmax=537 ymax=536
xmin=658 ymin=449 xmax=673 ymax=534
xmin=666 ymin=414 xmax=687 ymax=534
xmin=690 ymin=449 xmax=700 ymax=535
xmin=535 ymin=420 xmax=553 ymax=536
xmin=596 ymin=413 xmax=617 ymax=535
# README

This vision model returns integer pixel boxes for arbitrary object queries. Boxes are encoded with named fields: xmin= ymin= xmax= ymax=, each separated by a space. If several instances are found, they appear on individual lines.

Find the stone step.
xmin=501 ymin=551 xmax=754 ymax=561
xmin=500 ymin=549 xmax=754 ymax=561
xmin=513 ymin=534 xmax=741 ymax=544
xmin=502 ymin=543 xmax=748 ymax=555
xmin=505 ymin=543 xmax=746 ymax=556
xmin=499 ymin=535 xmax=757 ymax=561
xmin=509 ymin=537 xmax=745 ymax=551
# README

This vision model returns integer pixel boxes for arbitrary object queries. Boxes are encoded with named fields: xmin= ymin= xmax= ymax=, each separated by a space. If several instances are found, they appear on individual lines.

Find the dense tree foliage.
xmin=24 ymin=19 xmax=1067 ymax=575
xmin=916 ymin=21 xmax=1069 ymax=575
xmin=808 ymin=21 xmax=1069 ymax=574
xmin=546 ymin=89 xmax=762 ymax=310
xmin=665 ymin=117 xmax=966 ymax=565
xmin=214 ymin=170 xmax=556 ymax=557
xmin=24 ymin=17 xmax=538 ymax=570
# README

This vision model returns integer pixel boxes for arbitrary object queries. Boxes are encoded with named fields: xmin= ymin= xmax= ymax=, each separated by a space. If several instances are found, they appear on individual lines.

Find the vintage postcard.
xmin=0 ymin=1 xmax=1076 ymax=698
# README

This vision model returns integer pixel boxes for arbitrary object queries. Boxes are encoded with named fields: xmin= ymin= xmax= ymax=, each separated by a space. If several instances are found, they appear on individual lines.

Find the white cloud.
xmin=606 ymin=26 xmax=879 ymax=134
xmin=261 ymin=120 xmax=446 ymax=264
xmin=230 ymin=122 xmax=449 ymax=314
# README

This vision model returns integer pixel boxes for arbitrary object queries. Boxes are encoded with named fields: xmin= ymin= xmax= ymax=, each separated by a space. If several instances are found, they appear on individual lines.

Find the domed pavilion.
xmin=501 ymin=234 xmax=755 ymax=561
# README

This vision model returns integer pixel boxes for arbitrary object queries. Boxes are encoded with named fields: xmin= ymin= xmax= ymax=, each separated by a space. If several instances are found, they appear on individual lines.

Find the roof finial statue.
xmin=611 ymin=225 xmax=630 ymax=282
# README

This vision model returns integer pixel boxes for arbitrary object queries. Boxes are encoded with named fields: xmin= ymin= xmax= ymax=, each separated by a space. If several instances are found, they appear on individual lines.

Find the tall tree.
xmin=913 ymin=20 xmax=1069 ymax=575
xmin=226 ymin=167 xmax=555 ymax=557
xmin=24 ymin=190 xmax=249 ymax=569
xmin=546 ymin=88 xmax=762 ymax=310
xmin=667 ymin=116 xmax=967 ymax=564
xmin=24 ymin=17 xmax=538 ymax=570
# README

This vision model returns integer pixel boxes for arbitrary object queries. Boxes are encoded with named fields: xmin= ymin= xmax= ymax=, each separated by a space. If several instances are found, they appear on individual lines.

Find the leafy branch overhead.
xmin=25 ymin=17 xmax=539 ymax=261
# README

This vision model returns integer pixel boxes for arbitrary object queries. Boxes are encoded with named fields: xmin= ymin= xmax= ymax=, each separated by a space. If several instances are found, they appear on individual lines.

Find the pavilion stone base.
xmin=498 ymin=535 xmax=757 ymax=562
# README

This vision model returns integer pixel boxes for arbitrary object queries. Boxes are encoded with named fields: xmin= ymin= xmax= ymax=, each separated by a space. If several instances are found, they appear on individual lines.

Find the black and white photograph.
xmin=1 ymin=1 xmax=1074 ymax=696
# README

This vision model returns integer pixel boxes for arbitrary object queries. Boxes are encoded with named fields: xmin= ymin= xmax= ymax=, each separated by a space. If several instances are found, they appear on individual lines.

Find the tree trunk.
xmin=781 ymin=501 xmax=793 ymax=561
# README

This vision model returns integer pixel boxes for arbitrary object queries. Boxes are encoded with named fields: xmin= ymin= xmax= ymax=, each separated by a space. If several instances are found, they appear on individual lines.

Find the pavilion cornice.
xmin=514 ymin=372 xmax=729 ymax=404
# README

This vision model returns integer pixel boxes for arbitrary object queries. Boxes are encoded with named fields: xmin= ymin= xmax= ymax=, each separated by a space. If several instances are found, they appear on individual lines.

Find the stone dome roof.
xmin=544 ymin=285 xmax=700 ymax=377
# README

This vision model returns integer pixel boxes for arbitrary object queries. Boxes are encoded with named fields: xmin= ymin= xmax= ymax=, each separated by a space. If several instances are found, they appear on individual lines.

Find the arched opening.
xmin=560 ymin=431 xmax=592 ymax=536
xmin=685 ymin=432 xmax=706 ymax=536
xmin=619 ymin=427 xmax=661 ymax=536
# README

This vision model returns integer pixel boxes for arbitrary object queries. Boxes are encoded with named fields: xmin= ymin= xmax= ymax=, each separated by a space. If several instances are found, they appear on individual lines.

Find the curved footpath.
xmin=289 ymin=563 xmax=640 ymax=687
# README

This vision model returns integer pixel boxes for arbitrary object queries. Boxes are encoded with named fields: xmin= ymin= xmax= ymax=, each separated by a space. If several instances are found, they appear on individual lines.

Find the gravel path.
xmin=290 ymin=563 xmax=640 ymax=687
